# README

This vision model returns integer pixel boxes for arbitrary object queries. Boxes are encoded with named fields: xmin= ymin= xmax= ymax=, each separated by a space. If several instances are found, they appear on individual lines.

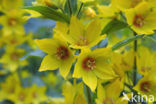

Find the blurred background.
xmin=1 ymin=0 xmax=156 ymax=104
xmin=0 ymin=0 xmax=66 ymax=104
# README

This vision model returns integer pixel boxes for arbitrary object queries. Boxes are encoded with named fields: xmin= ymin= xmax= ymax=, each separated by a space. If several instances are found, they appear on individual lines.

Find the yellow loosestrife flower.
xmin=134 ymin=70 xmax=156 ymax=99
xmin=0 ymin=47 xmax=27 ymax=72
xmin=73 ymin=48 xmax=117 ymax=91
xmin=113 ymin=0 xmax=143 ymax=11
xmin=0 ymin=0 xmax=23 ymax=11
xmin=113 ymin=0 xmax=156 ymax=11
xmin=36 ymin=37 xmax=75 ymax=78
xmin=96 ymin=79 xmax=127 ymax=104
xmin=0 ymin=10 xmax=25 ymax=36
xmin=137 ymin=47 xmax=156 ymax=75
xmin=61 ymin=16 xmax=106 ymax=49
xmin=125 ymin=2 xmax=156 ymax=35
xmin=49 ymin=81 xmax=87 ymax=104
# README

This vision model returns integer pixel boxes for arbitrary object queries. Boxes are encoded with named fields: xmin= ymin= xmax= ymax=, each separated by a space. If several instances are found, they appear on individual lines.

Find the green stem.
xmin=67 ymin=0 xmax=72 ymax=16
xmin=133 ymin=32 xmax=137 ymax=86
xmin=86 ymin=85 xmax=92 ymax=104
xmin=77 ymin=3 xmax=84 ymax=18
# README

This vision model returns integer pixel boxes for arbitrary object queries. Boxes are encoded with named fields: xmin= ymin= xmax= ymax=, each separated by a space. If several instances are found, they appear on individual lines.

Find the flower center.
xmin=18 ymin=92 xmax=25 ymax=101
xmin=77 ymin=35 xmax=88 ymax=46
xmin=133 ymin=14 xmax=145 ymax=27
xmin=56 ymin=46 xmax=69 ymax=60
xmin=10 ymin=52 xmax=19 ymax=61
xmin=141 ymin=66 xmax=151 ymax=73
xmin=82 ymin=57 xmax=96 ymax=71
xmin=32 ymin=92 xmax=38 ymax=98
xmin=140 ymin=81 xmax=151 ymax=92
xmin=103 ymin=98 xmax=114 ymax=104
xmin=8 ymin=18 xmax=17 ymax=26
xmin=10 ymin=39 xmax=17 ymax=44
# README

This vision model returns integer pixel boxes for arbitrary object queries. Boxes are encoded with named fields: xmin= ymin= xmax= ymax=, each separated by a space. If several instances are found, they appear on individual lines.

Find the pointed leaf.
xmin=22 ymin=6 xmax=70 ymax=23
xmin=112 ymin=35 xmax=144 ymax=51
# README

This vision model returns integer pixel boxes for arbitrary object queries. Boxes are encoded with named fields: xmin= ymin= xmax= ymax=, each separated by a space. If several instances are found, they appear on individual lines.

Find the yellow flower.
xmin=137 ymin=47 xmax=156 ymax=75
xmin=0 ymin=72 xmax=21 ymax=100
xmin=134 ymin=70 xmax=156 ymax=99
xmin=112 ymin=51 xmax=134 ymax=73
xmin=62 ymin=81 xmax=87 ymax=104
xmin=0 ymin=47 xmax=27 ymax=72
xmin=0 ymin=0 xmax=23 ymax=11
xmin=113 ymin=0 xmax=156 ymax=11
xmin=36 ymin=37 xmax=75 ymax=78
xmin=112 ymin=51 xmax=134 ymax=89
xmin=73 ymin=48 xmax=117 ymax=91
xmin=96 ymin=79 xmax=127 ymax=104
xmin=61 ymin=16 xmax=106 ymax=49
xmin=27 ymin=84 xmax=47 ymax=104
xmin=0 ymin=10 xmax=25 ymax=36
xmin=125 ymin=2 xmax=156 ymax=35
xmin=49 ymin=81 xmax=87 ymax=104
xmin=2 ymin=34 xmax=27 ymax=47
xmin=113 ymin=0 xmax=143 ymax=11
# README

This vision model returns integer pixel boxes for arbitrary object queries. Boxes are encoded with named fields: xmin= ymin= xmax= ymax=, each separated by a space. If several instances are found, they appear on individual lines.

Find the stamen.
xmin=77 ymin=35 xmax=88 ymax=46
xmin=56 ymin=46 xmax=69 ymax=60
xmin=133 ymin=14 xmax=145 ymax=27
xmin=10 ymin=52 xmax=19 ymax=61
xmin=140 ymin=81 xmax=151 ymax=92
xmin=8 ymin=18 xmax=17 ymax=26
xmin=82 ymin=57 xmax=96 ymax=71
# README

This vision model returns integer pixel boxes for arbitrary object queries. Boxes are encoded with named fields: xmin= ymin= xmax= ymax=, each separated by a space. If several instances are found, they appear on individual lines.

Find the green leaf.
xmin=112 ymin=35 xmax=144 ymax=51
xmin=144 ymin=35 xmax=156 ymax=43
xmin=101 ymin=19 xmax=128 ymax=34
xmin=22 ymin=6 xmax=70 ymax=23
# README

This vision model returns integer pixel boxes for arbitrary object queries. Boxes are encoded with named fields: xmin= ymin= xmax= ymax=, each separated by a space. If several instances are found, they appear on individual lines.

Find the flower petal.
xmin=39 ymin=55 xmax=59 ymax=72
xmin=82 ymin=71 xmax=97 ymax=91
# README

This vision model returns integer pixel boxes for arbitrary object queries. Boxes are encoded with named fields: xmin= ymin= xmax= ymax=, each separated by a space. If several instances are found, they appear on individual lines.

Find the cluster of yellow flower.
xmin=0 ymin=72 xmax=48 ymax=104
xmin=30 ymin=0 xmax=156 ymax=104
xmin=0 ymin=0 xmax=35 ymax=73
xmin=0 ymin=0 xmax=156 ymax=104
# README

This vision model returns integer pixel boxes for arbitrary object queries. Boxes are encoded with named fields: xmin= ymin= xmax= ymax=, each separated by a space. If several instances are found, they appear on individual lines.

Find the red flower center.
xmin=56 ymin=46 xmax=69 ymax=60
xmin=133 ymin=14 xmax=145 ymax=27
xmin=140 ymin=81 xmax=151 ymax=92
xmin=10 ymin=52 xmax=19 ymax=61
xmin=8 ymin=18 xmax=17 ymax=26
xmin=82 ymin=57 xmax=96 ymax=71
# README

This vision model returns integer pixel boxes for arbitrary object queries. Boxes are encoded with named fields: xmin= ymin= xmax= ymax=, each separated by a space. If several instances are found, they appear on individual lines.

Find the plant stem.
xmin=86 ymin=85 xmax=92 ymax=104
xmin=67 ymin=0 xmax=72 ymax=16
xmin=77 ymin=3 xmax=84 ymax=18
xmin=133 ymin=32 xmax=137 ymax=86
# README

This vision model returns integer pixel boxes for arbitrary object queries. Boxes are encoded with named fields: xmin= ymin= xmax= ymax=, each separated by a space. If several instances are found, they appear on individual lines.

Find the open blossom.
xmin=60 ymin=16 xmax=106 ymax=49
xmin=73 ymin=48 xmax=117 ymax=91
xmin=125 ymin=2 xmax=156 ymax=35
xmin=36 ymin=36 xmax=75 ymax=78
